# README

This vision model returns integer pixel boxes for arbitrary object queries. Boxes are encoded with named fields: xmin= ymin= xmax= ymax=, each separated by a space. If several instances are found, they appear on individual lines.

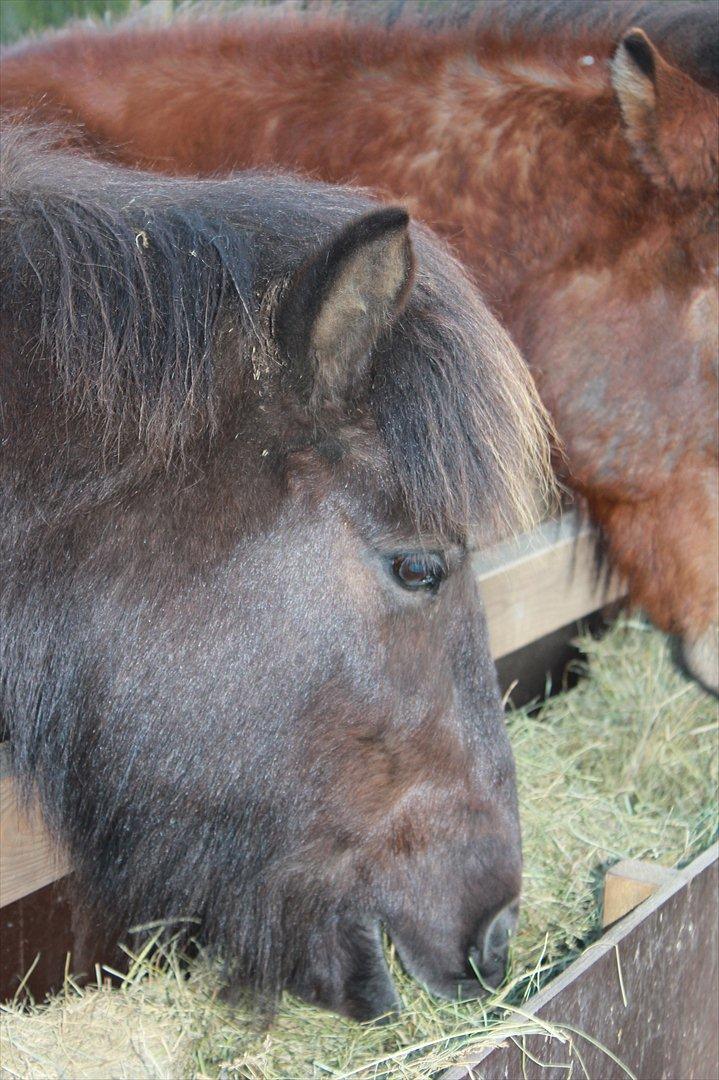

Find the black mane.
xmin=0 ymin=125 xmax=552 ymax=540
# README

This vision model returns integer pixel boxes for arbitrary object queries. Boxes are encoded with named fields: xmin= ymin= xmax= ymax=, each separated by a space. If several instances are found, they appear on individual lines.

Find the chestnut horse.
xmin=0 ymin=124 xmax=551 ymax=1018
xmin=3 ymin=3 xmax=716 ymax=689
xmin=2 ymin=4 xmax=712 ymax=686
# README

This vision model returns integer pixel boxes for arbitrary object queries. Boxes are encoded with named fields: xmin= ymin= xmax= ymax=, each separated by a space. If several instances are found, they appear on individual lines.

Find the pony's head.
xmin=0 ymin=128 xmax=553 ymax=1018
xmin=612 ymin=28 xmax=718 ymax=691
xmin=511 ymin=28 xmax=718 ymax=691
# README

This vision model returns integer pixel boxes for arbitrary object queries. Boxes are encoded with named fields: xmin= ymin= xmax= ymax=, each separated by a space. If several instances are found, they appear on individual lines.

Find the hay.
xmin=2 ymin=619 xmax=717 ymax=1079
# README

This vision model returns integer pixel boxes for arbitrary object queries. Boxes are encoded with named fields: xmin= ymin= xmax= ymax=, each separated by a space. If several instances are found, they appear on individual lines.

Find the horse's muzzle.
xmin=385 ymin=888 xmax=521 ymax=1005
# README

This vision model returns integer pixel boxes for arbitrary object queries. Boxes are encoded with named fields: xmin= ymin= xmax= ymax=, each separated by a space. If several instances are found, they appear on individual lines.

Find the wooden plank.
xmin=0 ymin=746 xmax=68 ymax=909
xmin=602 ymin=857 xmax=680 ymax=928
xmin=441 ymin=843 xmax=719 ymax=1080
xmin=0 ymin=880 xmax=75 ymax=1002
xmin=475 ymin=511 xmax=626 ymax=659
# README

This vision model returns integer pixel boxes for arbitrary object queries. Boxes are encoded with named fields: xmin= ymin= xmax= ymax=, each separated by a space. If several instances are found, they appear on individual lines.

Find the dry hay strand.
xmin=1 ymin=618 xmax=717 ymax=1079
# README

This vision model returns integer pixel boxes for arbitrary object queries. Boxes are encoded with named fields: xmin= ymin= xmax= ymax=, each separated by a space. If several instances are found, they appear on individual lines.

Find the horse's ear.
xmin=274 ymin=207 xmax=414 ymax=409
xmin=611 ymin=28 xmax=718 ymax=192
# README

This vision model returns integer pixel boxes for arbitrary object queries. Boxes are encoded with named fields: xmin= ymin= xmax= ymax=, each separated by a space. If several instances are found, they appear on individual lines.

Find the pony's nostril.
xmin=471 ymin=957 xmax=506 ymax=990
xmin=467 ymin=943 xmax=506 ymax=990
xmin=471 ymin=901 xmax=518 ymax=987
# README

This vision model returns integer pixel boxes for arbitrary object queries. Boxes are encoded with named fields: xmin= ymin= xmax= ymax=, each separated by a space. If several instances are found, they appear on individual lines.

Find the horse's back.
xmin=298 ymin=0 xmax=719 ymax=91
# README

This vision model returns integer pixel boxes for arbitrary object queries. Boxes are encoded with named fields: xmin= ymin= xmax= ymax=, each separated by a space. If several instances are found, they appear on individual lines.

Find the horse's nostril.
xmin=469 ymin=954 xmax=506 ymax=990
xmin=468 ymin=942 xmax=507 ymax=989
xmin=471 ymin=901 xmax=518 ymax=988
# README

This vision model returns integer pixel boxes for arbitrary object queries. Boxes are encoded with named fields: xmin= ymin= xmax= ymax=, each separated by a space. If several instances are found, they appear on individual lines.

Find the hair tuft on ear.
xmin=611 ymin=28 xmax=658 ymax=121
xmin=612 ymin=27 xmax=718 ymax=192
xmin=274 ymin=207 xmax=414 ymax=411
xmin=622 ymin=30 xmax=657 ymax=82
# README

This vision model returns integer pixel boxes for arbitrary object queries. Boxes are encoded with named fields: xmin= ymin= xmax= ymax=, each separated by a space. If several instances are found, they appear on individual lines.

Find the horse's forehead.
xmin=284 ymin=424 xmax=391 ymax=480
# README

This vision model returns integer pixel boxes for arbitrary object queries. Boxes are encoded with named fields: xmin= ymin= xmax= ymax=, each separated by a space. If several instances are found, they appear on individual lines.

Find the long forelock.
xmin=371 ymin=238 xmax=556 ymax=544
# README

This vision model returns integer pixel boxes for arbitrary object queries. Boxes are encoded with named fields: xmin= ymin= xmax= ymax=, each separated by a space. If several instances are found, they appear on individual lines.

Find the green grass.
xmin=0 ymin=0 xmax=270 ymax=45
xmin=0 ymin=0 xmax=452 ymax=45
xmin=0 ymin=0 xmax=139 ymax=44
xmin=2 ymin=619 xmax=717 ymax=1078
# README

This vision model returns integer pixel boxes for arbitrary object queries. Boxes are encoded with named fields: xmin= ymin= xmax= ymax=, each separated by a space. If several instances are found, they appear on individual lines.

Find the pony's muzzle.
xmin=386 ymin=887 xmax=520 ymax=1004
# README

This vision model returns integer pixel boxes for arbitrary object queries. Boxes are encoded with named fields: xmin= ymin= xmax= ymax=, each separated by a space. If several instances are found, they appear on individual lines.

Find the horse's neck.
xmin=269 ymin=22 xmax=635 ymax=285
xmin=201 ymin=25 xmax=649 ymax=304
xmin=446 ymin=80 xmax=641 ymax=310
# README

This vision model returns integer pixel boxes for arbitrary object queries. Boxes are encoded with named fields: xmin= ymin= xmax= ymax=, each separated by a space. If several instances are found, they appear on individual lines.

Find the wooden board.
xmin=602 ymin=857 xmax=680 ymax=928
xmin=0 ymin=745 xmax=68 ymax=909
xmin=441 ymin=843 xmax=719 ymax=1080
xmin=475 ymin=511 xmax=625 ymax=659
xmin=0 ymin=513 xmax=624 ymax=908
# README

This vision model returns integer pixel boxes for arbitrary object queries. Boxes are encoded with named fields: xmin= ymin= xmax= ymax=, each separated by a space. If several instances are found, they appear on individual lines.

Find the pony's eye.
xmin=391 ymin=553 xmax=447 ymax=593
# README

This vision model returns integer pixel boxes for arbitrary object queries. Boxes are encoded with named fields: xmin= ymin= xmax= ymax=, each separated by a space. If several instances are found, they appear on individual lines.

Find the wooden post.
xmin=442 ymin=844 xmax=719 ymax=1080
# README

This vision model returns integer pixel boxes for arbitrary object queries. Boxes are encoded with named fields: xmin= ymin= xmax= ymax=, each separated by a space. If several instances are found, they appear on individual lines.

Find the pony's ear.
xmin=274 ymin=207 xmax=414 ymax=409
xmin=611 ymin=28 xmax=718 ymax=191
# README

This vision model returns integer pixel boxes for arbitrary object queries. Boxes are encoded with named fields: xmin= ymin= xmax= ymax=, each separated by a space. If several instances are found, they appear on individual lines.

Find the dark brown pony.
xmin=3 ymin=2 xmax=716 ymax=689
xmin=0 ymin=124 xmax=552 ymax=1018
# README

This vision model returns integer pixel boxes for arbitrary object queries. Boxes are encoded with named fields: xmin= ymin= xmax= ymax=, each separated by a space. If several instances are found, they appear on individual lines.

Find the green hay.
xmin=2 ymin=619 xmax=717 ymax=1079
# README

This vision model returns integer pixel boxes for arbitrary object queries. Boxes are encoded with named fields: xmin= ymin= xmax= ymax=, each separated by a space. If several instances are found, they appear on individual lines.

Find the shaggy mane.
xmin=1 ymin=125 xmax=553 ymax=539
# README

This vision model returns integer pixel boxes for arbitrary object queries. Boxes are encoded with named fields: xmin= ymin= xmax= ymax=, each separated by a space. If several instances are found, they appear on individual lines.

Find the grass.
xmin=1 ymin=618 xmax=717 ymax=1079
xmin=0 ymin=0 xmax=454 ymax=45
xmin=0 ymin=0 xmax=139 ymax=44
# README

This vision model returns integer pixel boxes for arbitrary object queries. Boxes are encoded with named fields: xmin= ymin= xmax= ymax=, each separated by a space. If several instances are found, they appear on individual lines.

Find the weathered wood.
xmin=0 ymin=746 xmax=68 ymax=909
xmin=475 ymin=511 xmax=625 ymax=659
xmin=602 ymin=858 xmax=680 ymax=928
xmin=442 ymin=843 xmax=719 ymax=1080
